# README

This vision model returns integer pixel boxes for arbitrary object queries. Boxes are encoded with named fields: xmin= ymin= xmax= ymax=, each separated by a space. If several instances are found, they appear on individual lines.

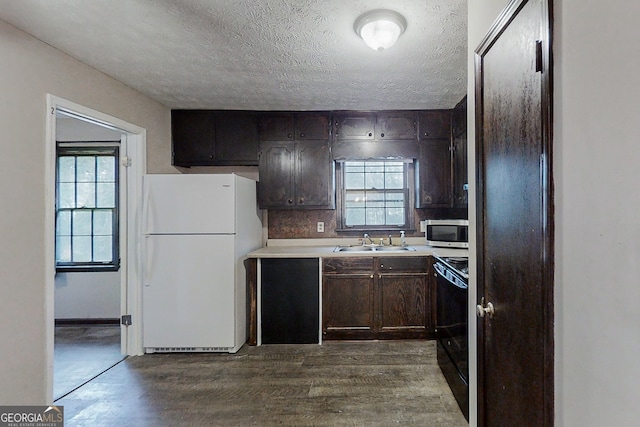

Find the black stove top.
xmin=441 ymin=256 xmax=469 ymax=276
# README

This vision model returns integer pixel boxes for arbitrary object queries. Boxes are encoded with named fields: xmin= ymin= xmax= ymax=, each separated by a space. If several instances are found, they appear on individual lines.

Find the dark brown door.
xmin=475 ymin=0 xmax=553 ymax=426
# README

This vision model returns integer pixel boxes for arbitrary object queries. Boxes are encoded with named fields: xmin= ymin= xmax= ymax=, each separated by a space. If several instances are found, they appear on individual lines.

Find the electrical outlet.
xmin=317 ymin=222 xmax=325 ymax=233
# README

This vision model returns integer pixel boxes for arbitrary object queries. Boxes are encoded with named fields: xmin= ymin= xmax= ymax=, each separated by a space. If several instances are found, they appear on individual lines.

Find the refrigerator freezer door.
xmin=143 ymin=234 xmax=236 ymax=349
xmin=144 ymin=174 xmax=236 ymax=234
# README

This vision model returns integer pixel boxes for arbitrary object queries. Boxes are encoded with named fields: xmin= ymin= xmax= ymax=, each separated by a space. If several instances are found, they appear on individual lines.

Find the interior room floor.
xmin=56 ymin=340 xmax=467 ymax=426
xmin=54 ymin=324 xmax=125 ymax=400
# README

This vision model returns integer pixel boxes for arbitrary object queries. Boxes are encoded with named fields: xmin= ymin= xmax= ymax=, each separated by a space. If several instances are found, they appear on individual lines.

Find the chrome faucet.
xmin=388 ymin=235 xmax=393 ymax=246
xmin=363 ymin=233 xmax=375 ymax=245
xmin=400 ymin=230 xmax=406 ymax=246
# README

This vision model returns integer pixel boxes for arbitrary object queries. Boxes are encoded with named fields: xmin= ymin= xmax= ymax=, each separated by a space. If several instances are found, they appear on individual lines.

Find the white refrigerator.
xmin=142 ymin=174 xmax=262 ymax=353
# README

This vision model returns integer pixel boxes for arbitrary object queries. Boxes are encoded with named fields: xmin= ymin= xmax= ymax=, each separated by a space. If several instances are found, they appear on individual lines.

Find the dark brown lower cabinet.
xmin=323 ymin=256 xmax=433 ymax=340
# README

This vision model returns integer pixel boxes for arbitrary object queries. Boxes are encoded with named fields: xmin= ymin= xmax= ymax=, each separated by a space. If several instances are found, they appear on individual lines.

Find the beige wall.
xmin=470 ymin=0 xmax=640 ymax=425
xmin=0 ymin=19 xmax=171 ymax=404
xmin=554 ymin=1 xmax=640 ymax=425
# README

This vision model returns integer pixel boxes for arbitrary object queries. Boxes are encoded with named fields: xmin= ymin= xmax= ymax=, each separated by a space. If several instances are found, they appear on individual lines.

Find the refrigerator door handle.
xmin=144 ymin=236 xmax=153 ymax=287
xmin=142 ymin=180 xmax=153 ymax=235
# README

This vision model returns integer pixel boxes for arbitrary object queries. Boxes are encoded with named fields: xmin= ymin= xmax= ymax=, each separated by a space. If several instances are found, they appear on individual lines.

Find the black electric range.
xmin=434 ymin=255 xmax=469 ymax=421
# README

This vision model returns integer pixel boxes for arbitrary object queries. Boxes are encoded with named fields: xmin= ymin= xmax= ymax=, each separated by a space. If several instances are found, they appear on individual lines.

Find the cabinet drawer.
xmin=377 ymin=257 xmax=428 ymax=273
xmin=323 ymin=257 xmax=374 ymax=274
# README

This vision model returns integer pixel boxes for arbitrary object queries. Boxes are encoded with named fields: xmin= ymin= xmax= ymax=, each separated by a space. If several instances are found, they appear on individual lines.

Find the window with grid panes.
xmin=55 ymin=144 xmax=120 ymax=271
xmin=340 ymin=160 xmax=410 ymax=230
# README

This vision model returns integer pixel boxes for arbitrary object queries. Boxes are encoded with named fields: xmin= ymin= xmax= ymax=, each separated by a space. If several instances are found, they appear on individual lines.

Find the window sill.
xmin=56 ymin=263 xmax=120 ymax=273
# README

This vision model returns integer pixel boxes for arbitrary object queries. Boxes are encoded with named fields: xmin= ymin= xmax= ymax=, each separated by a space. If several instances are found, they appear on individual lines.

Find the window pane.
xmin=366 ymin=208 xmax=385 ymax=225
xmin=56 ymin=236 xmax=71 ymax=262
xmin=72 ymin=236 xmax=92 ymax=262
xmin=345 ymin=208 xmax=365 ymax=226
xmin=345 ymin=171 xmax=364 ymax=189
xmin=386 ymin=208 xmax=405 ymax=225
xmin=365 ymin=172 xmax=384 ymax=189
xmin=58 ymin=183 xmax=76 ymax=209
xmin=93 ymin=210 xmax=113 ymax=236
xmin=385 ymin=192 xmax=405 ymax=207
xmin=366 ymin=192 xmax=385 ymax=208
xmin=96 ymin=183 xmax=115 ymax=208
xmin=76 ymin=183 xmax=96 ymax=208
xmin=97 ymin=156 xmax=115 ymax=182
xmin=72 ymin=210 xmax=92 ymax=236
xmin=76 ymin=157 xmax=96 ymax=182
xmin=58 ymin=157 xmax=76 ymax=183
xmin=93 ymin=236 xmax=113 ymax=262
xmin=56 ymin=211 xmax=71 ymax=236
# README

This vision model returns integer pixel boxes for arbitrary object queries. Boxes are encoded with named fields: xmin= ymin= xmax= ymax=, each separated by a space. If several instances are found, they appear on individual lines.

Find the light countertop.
xmin=247 ymin=238 xmax=468 ymax=259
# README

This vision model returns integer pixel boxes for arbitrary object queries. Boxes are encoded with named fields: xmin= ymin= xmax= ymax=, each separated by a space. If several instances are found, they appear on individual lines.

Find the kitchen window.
xmin=337 ymin=160 xmax=413 ymax=231
xmin=55 ymin=144 xmax=120 ymax=272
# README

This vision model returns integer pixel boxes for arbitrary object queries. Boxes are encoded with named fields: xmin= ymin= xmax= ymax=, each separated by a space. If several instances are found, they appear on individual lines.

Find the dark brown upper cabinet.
xmin=334 ymin=111 xmax=417 ymax=142
xmin=258 ymin=112 xmax=334 ymax=209
xmin=416 ymin=109 xmax=453 ymax=208
xmin=418 ymin=110 xmax=452 ymax=140
xmin=452 ymin=96 xmax=468 ymax=207
xmin=171 ymin=110 xmax=216 ymax=166
xmin=259 ymin=112 xmax=331 ymax=141
xmin=171 ymin=110 xmax=259 ymax=167
xmin=416 ymin=139 xmax=453 ymax=208
xmin=377 ymin=112 xmax=418 ymax=141
xmin=452 ymin=95 xmax=468 ymax=137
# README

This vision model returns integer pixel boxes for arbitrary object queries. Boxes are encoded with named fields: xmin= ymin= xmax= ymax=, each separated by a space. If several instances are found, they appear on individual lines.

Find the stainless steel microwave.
xmin=425 ymin=219 xmax=469 ymax=248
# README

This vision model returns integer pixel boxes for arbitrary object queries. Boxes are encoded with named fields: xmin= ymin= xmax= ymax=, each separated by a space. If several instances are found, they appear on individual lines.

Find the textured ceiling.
xmin=0 ymin=0 xmax=467 ymax=110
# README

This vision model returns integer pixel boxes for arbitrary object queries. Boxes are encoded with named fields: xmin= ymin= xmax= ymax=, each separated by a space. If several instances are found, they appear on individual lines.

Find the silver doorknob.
xmin=476 ymin=297 xmax=495 ymax=318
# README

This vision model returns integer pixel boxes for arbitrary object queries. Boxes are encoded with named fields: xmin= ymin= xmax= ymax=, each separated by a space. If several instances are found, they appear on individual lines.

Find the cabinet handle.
xmin=287 ymin=133 xmax=293 ymax=139
xmin=300 ymin=132 xmax=305 ymax=138
xmin=287 ymin=199 xmax=293 ymax=204
xmin=380 ymin=132 xmax=385 ymax=138
xmin=370 ymin=274 xmax=374 ymax=279
xmin=209 ymin=155 xmax=214 ymax=159
xmin=368 ymin=132 xmax=373 ymax=137
xmin=298 ymin=197 xmax=304 ymax=204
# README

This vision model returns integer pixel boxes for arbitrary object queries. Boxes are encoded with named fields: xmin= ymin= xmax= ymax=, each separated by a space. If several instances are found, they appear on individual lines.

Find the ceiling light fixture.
xmin=354 ymin=9 xmax=407 ymax=52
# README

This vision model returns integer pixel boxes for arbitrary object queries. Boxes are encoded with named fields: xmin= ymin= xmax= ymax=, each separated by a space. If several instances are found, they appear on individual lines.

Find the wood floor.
xmin=56 ymin=335 xmax=467 ymax=426
xmin=54 ymin=325 xmax=125 ymax=400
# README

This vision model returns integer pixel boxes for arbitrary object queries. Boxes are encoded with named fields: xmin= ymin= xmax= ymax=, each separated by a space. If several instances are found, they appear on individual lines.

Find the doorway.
xmin=53 ymin=112 xmax=126 ymax=399
xmin=45 ymin=95 xmax=146 ymax=401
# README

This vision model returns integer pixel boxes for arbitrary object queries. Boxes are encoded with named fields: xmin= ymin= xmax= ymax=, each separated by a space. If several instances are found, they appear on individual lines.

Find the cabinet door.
xmin=452 ymin=96 xmax=467 ymax=137
xmin=259 ymin=114 xmax=294 ymax=141
xmin=323 ymin=274 xmax=375 ymax=340
xmin=377 ymin=112 xmax=417 ymax=141
xmin=295 ymin=141 xmax=334 ymax=208
xmin=378 ymin=273 xmax=429 ymax=338
xmin=453 ymin=132 xmax=468 ymax=207
xmin=296 ymin=113 xmax=331 ymax=140
xmin=215 ymin=112 xmax=259 ymax=165
xmin=261 ymin=258 xmax=319 ymax=344
xmin=419 ymin=110 xmax=452 ymax=140
xmin=334 ymin=113 xmax=376 ymax=141
xmin=171 ymin=110 xmax=216 ymax=166
xmin=258 ymin=142 xmax=295 ymax=208
xmin=417 ymin=139 xmax=453 ymax=207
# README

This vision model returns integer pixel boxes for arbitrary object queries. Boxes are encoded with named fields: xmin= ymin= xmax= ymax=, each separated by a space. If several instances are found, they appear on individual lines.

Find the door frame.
xmin=474 ymin=0 xmax=554 ymax=424
xmin=44 ymin=94 xmax=146 ymax=401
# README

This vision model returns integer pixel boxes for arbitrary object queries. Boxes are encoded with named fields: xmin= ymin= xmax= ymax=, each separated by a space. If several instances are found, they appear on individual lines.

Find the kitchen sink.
xmin=373 ymin=246 xmax=415 ymax=251
xmin=333 ymin=245 xmax=415 ymax=252
xmin=333 ymin=246 xmax=375 ymax=252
